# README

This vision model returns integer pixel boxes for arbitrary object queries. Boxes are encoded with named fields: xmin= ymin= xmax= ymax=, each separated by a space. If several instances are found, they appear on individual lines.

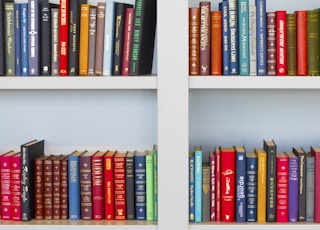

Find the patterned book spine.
xmin=80 ymin=152 xmax=93 ymax=220
xmin=126 ymin=151 xmax=135 ymax=220
xmin=146 ymin=151 xmax=154 ymax=220
xmin=34 ymin=155 xmax=46 ymax=220
xmin=199 ymin=1 xmax=210 ymax=75
xmin=4 ymin=2 xmax=15 ymax=76
xmin=238 ymin=0 xmax=249 ymax=76
xmin=228 ymin=0 xmax=238 ymax=75
xmin=104 ymin=151 xmax=115 ymax=220
xmin=135 ymin=151 xmax=146 ymax=220
xmin=121 ymin=7 xmax=134 ymax=76
xmin=11 ymin=153 xmax=21 ymax=221
xmin=21 ymin=3 xmax=29 ymax=76
xmin=210 ymin=11 xmax=222 ymax=76
xmin=246 ymin=152 xmax=257 ymax=222
xmin=88 ymin=7 xmax=97 ymax=76
xmin=215 ymin=147 xmax=221 ymax=221
xmin=287 ymin=152 xmax=299 ymax=222
xmin=255 ymin=0 xmax=266 ymax=76
xmin=114 ymin=152 xmax=126 ymax=220
xmin=305 ymin=152 xmax=315 ymax=222
xmin=28 ymin=0 xmax=39 ymax=75
xmin=249 ymin=5 xmax=256 ymax=75
xmin=266 ymin=12 xmax=276 ymax=76
xmin=94 ymin=2 xmax=106 ymax=76
xmin=276 ymin=152 xmax=288 ymax=222
xmin=59 ymin=0 xmax=69 ymax=76
xmin=219 ymin=1 xmax=229 ymax=75
xmin=52 ymin=155 xmax=63 ymax=220
xmin=276 ymin=10 xmax=287 ymax=76
xmin=286 ymin=13 xmax=297 ymax=76
xmin=60 ymin=156 xmax=68 ymax=219
xmin=296 ymin=11 xmax=307 ymax=76
xmin=235 ymin=146 xmax=246 ymax=222
xmin=14 ymin=4 xmax=21 ymax=76
xmin=189 ymin=152 xmax=195 ymax=222
xmin=307 ymin=9 xmax=319 ymax=76
xmin=189 ymin=7 xmax=200 ymax=76
xmin=51 ymin=7 xmax=59 ymax=76
xmin=209 ymin=151 xmax=215 ymax=221
xmin=194 ymin=146 xmax=202 ymax=222
xmin=44 ymin=155 xmax=57 ymax=220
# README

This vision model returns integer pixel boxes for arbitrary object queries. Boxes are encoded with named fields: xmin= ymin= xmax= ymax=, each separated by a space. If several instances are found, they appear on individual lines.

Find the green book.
xmin=4 ymin=2 xmax=15 ymax=76
xmin=146 ymin=150 xmax=154 ymax=220
xmin=287 ymin=13 xmax=297 ymax=76
xmin=307 ymin=9 xmax=319 ymax=76
xmin=153 ymin=145 xmax=158 ymax=221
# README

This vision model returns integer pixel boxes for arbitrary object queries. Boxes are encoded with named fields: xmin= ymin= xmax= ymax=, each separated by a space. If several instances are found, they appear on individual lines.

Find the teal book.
xmin=238 ymin=0 xmax=249 ymax=75
xmin=146 ymin=150 xmax=154 ymax=220
xmin=194 ymin=146 xmax=202 ymax=222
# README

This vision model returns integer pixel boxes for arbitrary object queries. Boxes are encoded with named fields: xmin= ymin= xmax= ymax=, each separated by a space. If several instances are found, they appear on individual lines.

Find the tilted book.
xmin=235 ymin=146 xmax=246 ymax=222
xmin=189 ymin=7 xmax=200 ymax=76
xmin=246 ymin=152 xmax=257 ymax=222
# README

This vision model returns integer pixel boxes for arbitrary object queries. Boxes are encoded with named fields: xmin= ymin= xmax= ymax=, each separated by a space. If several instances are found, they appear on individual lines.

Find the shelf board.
xmin=0 ymin=76 xmax=157 ymax=90
xmin=189 ymin=76 xmax=320 ymax=89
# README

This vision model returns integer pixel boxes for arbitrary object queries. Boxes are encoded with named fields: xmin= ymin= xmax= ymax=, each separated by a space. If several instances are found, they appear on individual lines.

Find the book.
xmin=125 ymin=151 xmax=135 ymax=220
xmin=305 ymin=151 xmax=315 ymax=222
xmin=34 ymin=155 xmax=46 ymax=220
xmin=235 ymin=146 xmax=246 ymax=222
xmin=135 ymin=151 xmax=147 ymax=220
xmin=114 ymin=151 xmax=127 ymax=220
xmin=214 ymin=146 xmax=221 ymax=221
xmin=220 ymin=146 xmax=236 ymax=222
xmin=88 ymin=6 xmax=97 ymax=76
xmin=276 ymin=152 xmax=288 ymax=222
xmin=219 ymin=0 xmax=229 ymax=75
xmin=199 ymin=1 xmax=210 ymax=75
xmin=20 ymin=3 xmax=28 ymax=76
xmin=80 ymin=151 xmax=94 ymax=220
xmin=28 ymin=0 xmax=40 ymax=75
xmin=238 ymin=0 xmax=249 ymax=76
xmin=0 ymin=0 xmax=8 ymax=75
xmin=91 ymin=150 xmax=105 ymax=220
xmin=40 ymin=0 xmax=51 ymax=76
xmin=68 ymin=150 xmax=86 ymax=220
xmin=209 ymin=151 xmax=215 ymax=221
xmin=263 ymin=139 xmax=277 ymax=222
xmin=51 ymin=7 xmax=59 ymax=76
xmin=152 ymin=144 xmax=158 ymax=221
xmin=189 ymin=7 xmax=200 ymax=76
xmin=266 ymin=12 xmax=276 ymax=76
xmin=121 ymin=7 xmax=134 ymax=76
xmin=189 ymin=151 xmax=195 ymax=222
xmin=307 ymin=9 xmax=319 ymax=76
xmin=21 ymin=139 xmax=45 ymax=221
xmin=94 ymin=2 xmax=106 ymax=76
xmin=129 ymin=0 xmax=157 ymax=75
xmin=310 ymin=147 xmax=320 ymax=222
xmin=146 ymin=150 xmax=154 ymax=220
xmin=14 ymin=3 xmax=21 ymax=76
xmin=60 ymin=155 xmax=68 ymax=220
xmin=227 ymin=0 xmax=239 ymax=75
xmin=10 ymin=152 xmax=21 ymax=221
xmin=255 ymin=147 xmax=267 ymax=222
xmin=59 ymin=0 xmax=69 ymax=76
xmin=249 ymin=4 xmax=256 ymax=75
xmin=194 ymin=146 xmax=202 ymax=222
xmin=286 ymin=13 xmax=297 ymax=76
xmin=104 ymin=150 xmax=116 ymax=220
xmin=202 ymin=162 xmax=210 ymax=222
xmin=210 ymin=11 xmax=222 ymax=76
xmin=4 ymin=2 xmax=15 ymax=76
xmin=276 ymin=10 xmax=287 ymax=76
xmin=246 ymin=152 xmax=257 ymax=222
xmin=79 ymin=4 xmax=90 ymax=76
xmin=293 ymin=147 xmax=306 ymax=222
xmin=255 ymin=0 xmax=267 ymax=75
xmin=295 ymin=10 xmax=307 ymax=76
xmin=286 ymin=151 xmax=299 ymax=222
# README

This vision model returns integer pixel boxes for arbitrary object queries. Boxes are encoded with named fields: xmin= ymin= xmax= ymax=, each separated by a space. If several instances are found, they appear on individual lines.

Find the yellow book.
xmin=79 ymin=4 xmax=90 ymax=75
xmin=255 ymin=148 xmax=267 ymax=222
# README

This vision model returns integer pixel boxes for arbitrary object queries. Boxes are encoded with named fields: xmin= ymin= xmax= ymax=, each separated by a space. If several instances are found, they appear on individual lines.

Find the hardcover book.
xmin=94 ymin=2 xmax=106 ymax=76
xmin=4 ymin=2 xmax=15 ymax=76
xmin=238 ymin=0 xmax=249 ymax=76
xmin=194 ymin=146 xmax=202 ymax=222
xmin=40 ymin=0 xmax=51 ymax=76
xmin=104 ymin=150 xmax=116 ymax=220
xmin=146 ymin=150 xmax=154 ymax=220
xmin=135 ymin=151 xmax=147 ymax=220
xmin=255 ymin=147 xmax=267 ymax=222
xmin=287 ymin=151 xmax=299 ymax=222
xmin=235 ymin=146 xmax=246 ymax=222
xmin=276 ymin=152 xmax=288 ymax=222
xmin=199 ymin=1 xmax=210 ymax=75
xmin=189 ymin=151 xmax=195 ymax=222
xmin=214 ymin=146 xmax=221 ymax=221
xmin=202 ymin=162 xmax=210 ymax=222
xmin=51 ymin=7 xmax=59 ymax=76
xmin=210 ymin=11 xmax=222 ymax=76
xmin=189 ymin=7 xmax=200 ymax=76
xmin=307 ymin=9 xmax=319 ymax=76
xmin=28 ymin=0 xmax=40 ymax=75
xmin=227 ymin=0 xmax=239 ymax=75
xmin=121 ymin=7 xmax=134 ymax=76
xmin=219 ymin=0 xmax=230 ymax=75
xmin=59 ymin=0 xmax=69 ymax=76
xmin=126 ymin=151 xmax=135 ymax=220
xmin=153 ymin=145 xmax=158 ymax=221
xmin=79 ymin=4 xmax=90 ymax=76
xmin=255 ymin=0 xmax=267 ymax=75
xmin=60 ymin=155 xmax=68 ymax=219
xmin=246 ymin=152 xmax=257 ymax=222
xmin=88 ymin=6 xmax=97 ymax=76
xmin=286 ymin=13 xmax=297 ymax=76
xmin=305 ymin=151 xmax=315 ymax=222
xmin=34 ymin=155 xmax=46 ymax=220
xmin=295 ymin=10 xmax=307 ymax=76
xmin=276 ymin=10 xmax=287 ymax=76
xmin=114 ymin=151 xmax=127 ymax=220
xmin=20 ymin=3 xmax=29 ymax=76
xmin=310 ymin=147 xmax=320 ymax=222
xmin=249 ymin=4 xmax=256 ymax=75
xmin=10 ymin=152 xmax=21 ymax=221
xmin=14 ymin=3 xmax=21 ymax=76
xmin=266 ymin=12 xmax=276 ymax=76
xmin=209 ymin=151 xmax=215 ymax=221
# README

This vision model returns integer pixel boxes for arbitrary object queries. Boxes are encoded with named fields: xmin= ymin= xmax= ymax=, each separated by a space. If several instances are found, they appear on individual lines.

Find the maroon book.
xmin=34 ymin=155 xmax=47 ymax=220
xmin=114 ymin=152 xmax=127 ymax=220
xmin=121 ymin=7 xmax=134 ymax=76
xmin=44 ymin=155 xmax=58 ymax=220
xmin=60 ymin=155 xmax=68 ymax=219
xmin=199 ymin=1 xmax=211 ymax=75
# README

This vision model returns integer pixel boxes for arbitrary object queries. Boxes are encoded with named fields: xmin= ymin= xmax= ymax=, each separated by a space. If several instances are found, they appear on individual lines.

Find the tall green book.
xmin=307 ymin=9 xmax=319 ymax=76
xmin=4 ymin=2 xmax=15 ymax=76
xmin=153 ymin=145 xmax=158 ymax=221
xmin=287 ymin=13 xmax=297 ymax=76
xmin=146 ymin=150 xmax=154 ymax=220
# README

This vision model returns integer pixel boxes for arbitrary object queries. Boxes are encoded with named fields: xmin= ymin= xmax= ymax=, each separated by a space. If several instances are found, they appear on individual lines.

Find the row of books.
xmin=0 ymin=0 xmax=156 ymax=77
xmin=189 ymin=140 xmax=320 ymax=223
xmin=0 ymin=139 xmax=158 ymax=221
xmin=189 ymin=0 xmax=320 ymax=76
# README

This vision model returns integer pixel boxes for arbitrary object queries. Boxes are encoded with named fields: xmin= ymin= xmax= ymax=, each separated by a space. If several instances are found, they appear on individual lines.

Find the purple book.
xmin=287 ymin=152 xmax=299 ymax=222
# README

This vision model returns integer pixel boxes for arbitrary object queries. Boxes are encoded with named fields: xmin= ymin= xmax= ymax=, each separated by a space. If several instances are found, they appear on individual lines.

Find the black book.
xmin=125 ymin=151 xmax=135 ymax=220
xmin=21 ymin=139 xmax=45 ymax=221
xmin=263 ymin=139 xmax=277 ymax=222
xmin=129 ymin=0 xmax=156 ymax=75
xmin=112 ymin=2 xmax=133 ymax=75
xmin=40 ymin=0 xmax=51 ymax=75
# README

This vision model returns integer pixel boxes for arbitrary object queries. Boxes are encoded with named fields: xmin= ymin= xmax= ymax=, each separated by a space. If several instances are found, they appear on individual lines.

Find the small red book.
xmin=114 ymin=151 xmax=127 ymax=220
xmin=10 ymin=152 xmax=21 ymax=221
xmin=104 ymin=150 xmax=116 ymax=220
xmin=276 ymin=152 xmax=289 ymax=222
xmin=276 ymin=10 xmax=287 ymax=76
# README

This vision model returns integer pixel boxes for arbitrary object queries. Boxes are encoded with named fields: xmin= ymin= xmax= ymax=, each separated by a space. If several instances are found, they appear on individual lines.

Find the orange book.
xmin=79 ymin=4 xmax=90 ymax=76
xmin=255 ymin=148 xmax=267 ymax=222
xmin=189 ymin=7 xmax=200 ymax=75
xmin=295 ymin=10 xmax=307 ymax=76
xmin=210 ymin=11 xmax=222 ymax=75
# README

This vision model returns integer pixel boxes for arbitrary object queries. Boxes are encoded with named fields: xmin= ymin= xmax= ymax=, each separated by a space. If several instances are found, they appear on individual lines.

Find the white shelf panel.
xmin=189 ymin=223 xmax=320 ymax=230
xmin=0 ymin=76 xmax=157 ymax=90
xmin=189 ymin=77 xmax=320 ymax=89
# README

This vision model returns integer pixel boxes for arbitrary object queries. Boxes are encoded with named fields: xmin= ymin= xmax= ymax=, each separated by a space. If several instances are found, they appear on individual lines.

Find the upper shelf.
xmin=0 ymin=76 xmax=157 ymax=90
xmin=189 ymin=76 xmax=320 ymax=89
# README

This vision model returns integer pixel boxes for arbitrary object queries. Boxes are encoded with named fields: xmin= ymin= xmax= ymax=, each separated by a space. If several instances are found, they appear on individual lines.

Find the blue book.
xmin=103 ymin=0 xmax=116 ymax=76
xmin=189 ymin=152 xmax=195 ymax=222
xmin=246 ymin=152 xmax=257 ymax=222
xmin=194 ymin=146 xmax=202 ymax=222
xmin=15 ymin=4 xmax=21 ymax=76
xmin=238 ymin=0 xmax=249 ymax=75
xmin=219 ymin=0 xmax=230 ymax=75
xmin=68 ymin=150 xmax=85 ymax=220
xmin=134 ymin=151 xmax=147 ymax=220
xmin=20 ymin=3 xmax=29 ymax=76
xmin=287 ymin=152 xmax=299 ymax=222
xmin=227 ymin=0 xmax=239 ymax=75
xmin=235 ymin=146 xmax=246 ymax=222
xmin=255 ymin=0 xmax=267 ymax=75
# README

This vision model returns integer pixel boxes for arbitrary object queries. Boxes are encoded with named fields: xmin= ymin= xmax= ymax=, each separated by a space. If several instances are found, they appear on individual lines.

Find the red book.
xmin=60 ymin=155 xmax=68 ymax=220
xmin=219 ymin=146 xmax=235 ymax=222
xmin=10 ymin=152 xmax=21 ymax=221
xmin=209 ymin=151 xmax=215 ymax=221
xmin=276 ymin=152 xmax=288 ymax=222
xmin=121 ymin=7 xmax=134 ymax=76
xmin=310 ymin=147 xmax=320 ymax=222
xmin=104 ymin=150 xmax=116 ymax=220
xmin=296 ymin=10 xmax=307 ymax=76
xmin=214 ymin=147 xmax=221 ymax=222
xmin=92 ymin=150 xmax=106 ymax=220
xmin=34 ymin=155 xmax=46 ymax=220
xmin=1 ymin=150 xmax=17 ymax=220
xmin=276 ymin=10 xmax=287 ymax=76
xmin=114 ymin=151 xmax=127 ymax=220
xmin=44 ymin=155 xmax=58 ymax=220
xmin=59 ymin=0 xmax=69 ymax=76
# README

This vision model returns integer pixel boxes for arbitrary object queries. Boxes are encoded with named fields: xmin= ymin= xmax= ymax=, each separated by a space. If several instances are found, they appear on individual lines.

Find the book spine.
xmin=255 ymin=0 xmax=266 ymax=76
xmin=14 ymin=4 xmax=21 ymax=76
xmin=235 ymin=150 xmax=246 ymax=222
xmin=104 ymin=154 xmax=114 ymax=220
xmin=209 ymin=153 xmax=215 ymax=221
xmin=296 ymin=11 xmax=307 ymax=76
xmin=88 ymin=7 xmax=97 ymax=76
xmin=249 ymin=5 xmax=256 ymax=75
xmin=125 ymin=153 xmax=135 ymax=220
xmin=153 ymin=146 xmax=158 ymax=221
xmin=286 ymin=13 xmax=297 ymax=76
xmin=0 ymin=1 xmax=5 ymax=75
xmin=297 ymin=149 xmax=306 ymax=222
xmin=80 ymin=155 xmax=92 ymax=220
xmin=276 ymin=11 xmax=287 ymax=76
xmin=314 ymin=150 xmax=320 ymax=222
xmin=266 ymin=12 xmax=276 ymax=76
xmin=68 ymin=0 xmax=80 ymax=75
xmin=59 ymin=0 xmax=69 ymax=76
xmin=94 ymin=2 xmax=106 ymax=76
xmin=202 ymin=163 xmax=210 ymax=222
xmin=114 ymin=153 xmax=126 ymax=220
xmin=21 ymin=146 xmax=30 ymax=221
xmin=91 ymin=155 xmax=104 ymax=220
xmin=189 ymin=153 xmax=195 ymax=222
xmin=1 ymin=155 xmax=12 ymax=219
xmin=135 ymin=153 xmax=146 ymax=220
xmin=238 ymin=0 xmax=249 ymax=76
xmin=40 ymin=1 xmax=51 ymax=76
xmin=79 ymin=4 xmax=89 ymax=76
xmin=34 ymin=157 xmax=44 ymax=220
xmin=60 ymin=156 xmax=68 ymax=220
xmin=219 ymin=1 xmax=230 ymax=75
xmin=307 ymin=9 xmax=319 ymax=76
xmin=21 ymin=3 xmax=29 ymax=76
xmin=210 ymin=11 xmax=222 ymax=76
xmin=146 ymin=152 xmax=154 ymax=220
xmin=228 ymin=0 xmax=238 ymax=75
xmin=257 ymin=149 xmax=267 ymax=222
xmin=215 ymin=148 xmax=221 ymax=221
xmin=44 ymin=156 xmax=54 ymax=220
xmin=306 ymin=153 xmax=315 ymax=222
xmin=28 ymin=0 xmax=39 ymax=75
xmin=51 ymin=7 xmax=59 ymax=76
xmin=194 ymin=149 xmax=202 ymax=222
xmin=276 ymin=154 xmax=288 ymax=222
xmin=246 ymin=154 xmax=257 ymax=222
xmin=121 ymin=7 xmax=134 ymax=76
xmin=288 ymin=154 xmax=299 ymax=222
xmin=189 ymin=7 xmax=200 ymax=76
xmin=4 ymin=2 xmax=15 ymax=76
xmin=199 ymin=1 xmax=210 ymax=76
xmin=68 ymin=155 xmax=81 ymax=220
xmin=52 ymin=157 xmax=61 ymax=220
xmin=11 ymin=154 xmax=21 ymax=221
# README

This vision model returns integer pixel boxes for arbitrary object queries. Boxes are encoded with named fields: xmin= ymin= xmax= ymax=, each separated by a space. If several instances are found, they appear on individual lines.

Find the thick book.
xmin=134 ymin=151 xmax=147 ymax=220
xmin=194 ymin=146 xmax=202 ymax=222
xmin=40 ymin=0 xmax=51 ymax=76
xmin=91 ymin=150 xmax=105 ymax=220
xmin=129 ymin=0 xmax=157 ymax=75
xmin=266 ymin=12 xmax=276 ymax=76
xmin=189 ymin=7 xmax=200 ymax=76
xmin=214 ymin=146 xmax=221 ymax=221
xmin=79 ymin=4 xmax=90 ymax=76
xmin=255 ymin=0 xmax=267 ymax=75
xmin=121 ymin=7 xmax=134 ymax=76
xmin=28 ymin=0 xmax=40 ymax=75
xmin=276 ymin=152 xmax=288 ymax=222
xmin=209 ymin=151 xmax=215 ymax=221
xmin=249 ymin=4 xmax=256 ymax=76
xmin=276 ymin=10 xmax=287 ymax=76
xmin=51 ymin=7 xmax=59 ymax=76
xmin=246 ymin=152 xmax=257 ymax=222
xmin=286 ymin=13 xmax=297 ymax=76
xmin=104 ymin=150 xmax=116 ymax=220
xmin=189 ymin=151 xmax=195 ymax=222
xmin=126 ymin=151 xmax=135 ymax=220
xmin=295 ymin=10 xmax=307 ymax=76
xmin=220 ymin=146 xmax=236 ymax=222
xmin=310 ymin=147 xmax=320 ymax=222
xmin=199 ymin=1 xmax=210 ymax=75
xmin=80 ymin=151 xmax=94 ymax=220
xmin=255 ymin=147 xmax=267 ymax=222
xmin=263 ymin=139 xmax=277 ymax=222
xmin=219 ymin=0 xmax=229 ymax=75
xmin=286 ymin=151 xmax=299 ymax=222
xmin=10 ymin=152 xmax=21 ymax=221
xmin=59 ymin=0 xmax=69 ymax=76
xmin=4 ymin=2 xmax=15 ymax=76
xmin=14 ymin=3 xmax=21 ymax=76
xmin=94 ymin=2 xmax=106 ymax=76
xmin=20 ymin=3 xmax=28 ymax=76
xmin=88 ymin=6 xmax=97 ymax=76
xmin=202 ymin=162 xmax=210 ymax=222
xmin=238 ymin=0 xmax=249 ymax=76
xmin=292 ymin=147 xmax=306 ymax=222
xmin=114 ymin=151 xmax=127 ymax=220
xmin=60 ymin=155 xmax=68 ymax=219
xmin=21 ymin=139 xmax=45 ymax=221
xmin=305 ymin=151 xmax=315 ymax=222
xmin=235 ymin=146 xmax=246 ymax=222
xmin=34 ymin=155 xmax=46 ymax=220
xmin=210 ymin=11 xmax=222 ymax=76
xmin=307 ymin=9 xmax=319 ymax=76
xmin=68 ymin=150 xmax=86 ymax=220
xmin=146 ymin=150 xmax=154 ymax=220
xmin=227 ymin=0 xmax=239 ymax=75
